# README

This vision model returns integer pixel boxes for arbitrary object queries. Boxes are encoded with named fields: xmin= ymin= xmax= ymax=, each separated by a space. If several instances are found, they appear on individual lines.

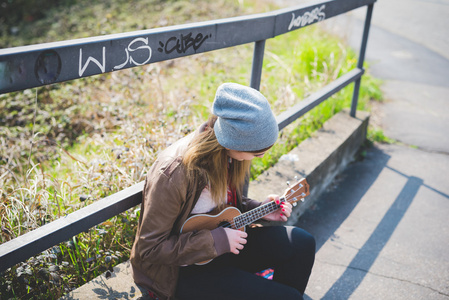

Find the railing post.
xmin=250 ymin=40 xmax=266 ymax=91
xmin=244 ymin=40 xmax=266 ymax=197
xmin=350 ymin=3 xmax=374 ymax=118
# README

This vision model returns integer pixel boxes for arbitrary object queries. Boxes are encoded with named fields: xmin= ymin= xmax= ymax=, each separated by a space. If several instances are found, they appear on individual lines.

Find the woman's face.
xmin=226 ymin=149 xmax=266 ymax=161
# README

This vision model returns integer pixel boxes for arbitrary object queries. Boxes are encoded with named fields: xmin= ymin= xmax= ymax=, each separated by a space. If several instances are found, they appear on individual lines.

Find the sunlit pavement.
xmin=285 ymin=0 xmax=449 ymax=299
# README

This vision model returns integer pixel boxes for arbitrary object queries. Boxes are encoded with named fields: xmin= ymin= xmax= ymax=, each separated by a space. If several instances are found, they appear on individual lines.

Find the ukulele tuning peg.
xmin=286 ymin=181 xmax=290 ymax=186
xmin=293 ymin=202 xmax=298 ymax=207
xmin=294 ymin=176 xmax=298 ymax=181
xmin=300 ymin=198 xmax=305 ymax=203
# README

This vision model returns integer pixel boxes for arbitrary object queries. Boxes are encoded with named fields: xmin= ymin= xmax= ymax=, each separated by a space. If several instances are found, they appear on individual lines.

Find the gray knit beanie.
xmin=212 ymin=83 xmax=279 ymax=151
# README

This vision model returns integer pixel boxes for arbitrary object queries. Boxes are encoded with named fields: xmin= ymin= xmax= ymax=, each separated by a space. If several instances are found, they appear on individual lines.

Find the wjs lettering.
xmin=113 ymin=38 xmax=152 ymax=70
xmin=78 ymin=37 xmax=153 ymax=76
xmin=288 ymin=5 xmax=326 ymax=30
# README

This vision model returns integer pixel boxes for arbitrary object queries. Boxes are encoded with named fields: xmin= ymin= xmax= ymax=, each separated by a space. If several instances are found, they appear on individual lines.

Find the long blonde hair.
xmin=183 ymin=116 xmax=251 ymax=208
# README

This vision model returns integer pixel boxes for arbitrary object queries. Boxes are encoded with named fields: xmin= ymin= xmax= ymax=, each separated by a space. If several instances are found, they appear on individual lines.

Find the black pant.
xmin=176 ymin=226 xmax=315 ymax=300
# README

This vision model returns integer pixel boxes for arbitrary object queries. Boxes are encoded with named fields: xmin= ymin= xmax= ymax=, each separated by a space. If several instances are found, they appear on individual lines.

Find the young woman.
xmin=130 ymin=83 xmax=315 ymax=300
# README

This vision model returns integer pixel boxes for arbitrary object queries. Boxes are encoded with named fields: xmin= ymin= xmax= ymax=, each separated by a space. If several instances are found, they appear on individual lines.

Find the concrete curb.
xmin=248 ymin=109 xmax=370 ymax=225
xmin=60 ymin=260 xmax=149 ymax=300
xmin=60 ymin=109 xmax=370 ymax=300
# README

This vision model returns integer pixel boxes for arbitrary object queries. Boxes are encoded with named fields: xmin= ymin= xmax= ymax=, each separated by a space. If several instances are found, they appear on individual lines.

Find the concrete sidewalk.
xmin=297 ymin=143 xmax=449 ymax=299
xmin=283 ymin=0 xmax=449 ymax=298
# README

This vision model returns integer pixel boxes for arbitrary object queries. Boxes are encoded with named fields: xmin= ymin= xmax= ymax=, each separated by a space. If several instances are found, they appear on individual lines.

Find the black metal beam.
xmin=351 ymin=3 xmax=374 ymax=117
xmin=0 ymin=0 xmax=375 ymax=94
xmin=276 ymin=68 xmax=365 ymax=131
xmin=0 ymin=181 xmax=144 ymax=273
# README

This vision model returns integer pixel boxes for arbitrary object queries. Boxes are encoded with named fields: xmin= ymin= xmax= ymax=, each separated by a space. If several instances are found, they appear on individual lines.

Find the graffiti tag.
xmin=113 ymin=37 xmax=152 ymax=70
xmin=288 ymin=5 xmax=326 ymax=30
xmin=37 ymin=32 xmax=210 ymax=81
xmin=78 ymin=37 xmax=153 ymax=76
xmin=158 ymin=32 xmax=211 ymax=54
xmin=79 ymin=47 xmax=106 ymax=77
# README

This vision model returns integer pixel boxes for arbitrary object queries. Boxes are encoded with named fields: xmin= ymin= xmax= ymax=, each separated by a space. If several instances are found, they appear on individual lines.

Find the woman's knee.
xmin=289 ymin=226 xmax=316 ymax=255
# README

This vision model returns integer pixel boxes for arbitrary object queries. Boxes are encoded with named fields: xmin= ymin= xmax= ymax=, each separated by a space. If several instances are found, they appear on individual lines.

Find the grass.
xmin=367 ymin=127 xmax=397 ymax=144
xmin=0 ymin=0 xmax=383 ymax=298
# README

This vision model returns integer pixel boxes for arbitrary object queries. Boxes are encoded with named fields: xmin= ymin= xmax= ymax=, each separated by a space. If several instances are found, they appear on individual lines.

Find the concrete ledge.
xmin=248 ymin=109 xmax=370 ymax=224
xmin=60 ymin=109 xmax=370 ymax=299
xmin=60 ymin=260 xmax=149 ymax=300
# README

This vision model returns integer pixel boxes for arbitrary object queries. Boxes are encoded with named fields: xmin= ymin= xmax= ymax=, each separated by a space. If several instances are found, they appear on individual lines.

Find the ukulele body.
xmin=180 ymin=206 xmax=244 ymax=265
xmin=180 ymin=206 xmax=244 ymax=233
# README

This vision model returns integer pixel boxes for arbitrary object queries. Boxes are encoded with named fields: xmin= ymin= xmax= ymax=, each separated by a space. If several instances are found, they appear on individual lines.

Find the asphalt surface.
xmin=276 ymin=0 xmax=449 ymax=299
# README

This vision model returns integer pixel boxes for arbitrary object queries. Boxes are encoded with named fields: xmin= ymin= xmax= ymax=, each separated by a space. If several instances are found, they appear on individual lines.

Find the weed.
xmin=367 ymin=126 xmax=396 ymax=144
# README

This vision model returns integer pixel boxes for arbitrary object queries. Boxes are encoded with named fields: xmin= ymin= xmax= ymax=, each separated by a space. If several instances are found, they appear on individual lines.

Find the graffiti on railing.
xmin=288 ymin=5 xmax=326 ymax=30
xmin=2 ymin=31 xmax=211 ymax=89
xmin=79 ymin=38 xmax=152 ymax=76
xmin=79 ymin=47 xmax=106 ymax=77
xmin=113 ymin=37 xmax=152 ymax=70
xmin=78 ymin=32 xmax=210 ymax=77
xmin=157 ymin=32 xmax=212 ymax=54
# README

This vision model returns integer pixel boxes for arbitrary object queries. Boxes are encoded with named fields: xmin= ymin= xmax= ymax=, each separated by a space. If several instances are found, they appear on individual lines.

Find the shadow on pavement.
xmin=296 ymin=146 xmax=391 ymax=251
xmin=296 ymin=145 xmax=443 ymax=299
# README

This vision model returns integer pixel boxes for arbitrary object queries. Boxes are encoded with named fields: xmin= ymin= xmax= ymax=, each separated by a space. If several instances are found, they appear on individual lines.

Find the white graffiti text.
xmin=113 ymin=37 xmax=152 ymax=70
xmin=288 ymin=5 xmax=326 ymax=30
xmin=79 ymin=47 xmax=106 ymax=77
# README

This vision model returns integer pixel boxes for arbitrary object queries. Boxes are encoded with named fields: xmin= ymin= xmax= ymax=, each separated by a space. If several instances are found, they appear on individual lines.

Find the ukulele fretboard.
xmin=232 ymin=198 xmax=283 ymax=229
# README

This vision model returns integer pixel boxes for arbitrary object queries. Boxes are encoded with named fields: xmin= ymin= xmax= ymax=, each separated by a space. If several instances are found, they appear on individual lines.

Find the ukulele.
xmin=180 ymin=177 xmax=310 ymax=265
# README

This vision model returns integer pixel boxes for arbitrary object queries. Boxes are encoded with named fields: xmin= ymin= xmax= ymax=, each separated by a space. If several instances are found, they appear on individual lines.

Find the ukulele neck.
xmin=232 ymin=197 xmax=285 ymax=229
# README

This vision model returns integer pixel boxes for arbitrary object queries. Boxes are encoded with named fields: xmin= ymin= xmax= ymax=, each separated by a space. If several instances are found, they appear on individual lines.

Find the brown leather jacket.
xmin=130 ymin=127 xmax=261 ymax=299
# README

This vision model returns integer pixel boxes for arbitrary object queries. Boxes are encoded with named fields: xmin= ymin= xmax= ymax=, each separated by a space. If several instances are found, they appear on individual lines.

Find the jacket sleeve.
xmin=135 ymin=160 xmax=228 ymax=267
xmin=241 ymin=194 xmax=262 ymax=212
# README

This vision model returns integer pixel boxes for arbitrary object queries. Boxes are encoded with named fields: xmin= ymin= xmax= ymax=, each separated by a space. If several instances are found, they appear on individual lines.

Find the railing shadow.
xmin=295 ymin=145 xmax=449 ymax=299
xmin=296 ymin=146 xmax=391 ymax=252
xmin=322 ymin=174 xmax=422 ymax=299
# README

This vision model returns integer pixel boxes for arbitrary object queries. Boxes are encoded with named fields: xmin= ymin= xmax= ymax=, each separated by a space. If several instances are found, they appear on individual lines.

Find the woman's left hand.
xmin=261 ymin=194 xmax=292 ymax=222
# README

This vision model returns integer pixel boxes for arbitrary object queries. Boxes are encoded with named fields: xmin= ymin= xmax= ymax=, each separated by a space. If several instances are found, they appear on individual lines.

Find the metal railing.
xmin=0 ymin=0 xmax=375 ymax=272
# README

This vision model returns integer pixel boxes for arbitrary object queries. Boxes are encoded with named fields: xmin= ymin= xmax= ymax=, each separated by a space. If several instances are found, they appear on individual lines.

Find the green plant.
xmin=367 ymin=126 xmax=396 ymax=144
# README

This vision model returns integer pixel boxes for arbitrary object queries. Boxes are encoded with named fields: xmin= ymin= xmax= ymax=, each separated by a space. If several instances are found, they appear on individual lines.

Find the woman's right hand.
xmin=224 ymin=228 xmax=248 ymax=255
